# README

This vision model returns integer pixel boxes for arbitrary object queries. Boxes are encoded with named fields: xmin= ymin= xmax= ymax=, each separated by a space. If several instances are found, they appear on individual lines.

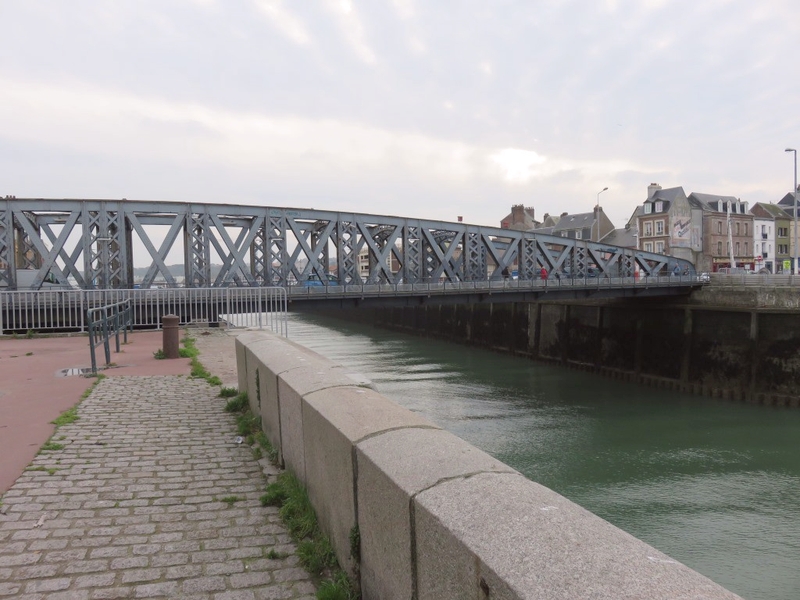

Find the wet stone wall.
xmin=318 ymin=300 xmax=800 ymax=407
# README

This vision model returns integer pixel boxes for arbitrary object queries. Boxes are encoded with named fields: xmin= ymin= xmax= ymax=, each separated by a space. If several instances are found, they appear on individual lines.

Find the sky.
xmin=2 ymin=0 xmax=800 ymax=232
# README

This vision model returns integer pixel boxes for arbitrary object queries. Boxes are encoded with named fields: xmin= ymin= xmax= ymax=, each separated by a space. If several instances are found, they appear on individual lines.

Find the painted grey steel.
xmin=0 ymin=198 xmax=696 ymax=292
xmin=87 ymin=299 xmax=132 ymax=374
xmin=0 ymin=287 xmax=288 ymax=336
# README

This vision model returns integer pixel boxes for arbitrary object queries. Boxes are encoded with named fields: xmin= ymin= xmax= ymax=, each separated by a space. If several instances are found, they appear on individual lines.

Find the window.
xmin=655 ymin=201 xmax=663 ymax=213
xmin=717 ymin=221 xmax=723 ymax=234
xmin=744 ymin=242 xmax=748 ymax=255
xmin=655 ymin=241 xmax=664 ymax=253
xmin=744 ymin=223 xmax=748 ymax=236
xmin=735 ymin=242 xmax=740 ymax=255
xmin=644 ymin=222 xmax=653 ymax=236
xmin=762 ymin=224 xmax=767 ymax=234
xmin=736 ymin=222 xmax=740 ymax=235
xmin=644 ymin=203 xmax=652 ymax=214
xmin=717 ymin=241 xmax=722 ymax=255
xmin=655 ymin=220 xmax=664 ymax=235
xmin=644 ymin=242 xmax=653 ymax=252
xmin=575 ymin=230 xmax=582 ymax=240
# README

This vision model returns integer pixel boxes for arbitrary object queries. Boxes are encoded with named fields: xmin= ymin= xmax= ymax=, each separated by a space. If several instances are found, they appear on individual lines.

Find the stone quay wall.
xmin=235 ymin=330 xmax=741 ymax=600
xmin=347 ymin=294 xmax=800 ymax=408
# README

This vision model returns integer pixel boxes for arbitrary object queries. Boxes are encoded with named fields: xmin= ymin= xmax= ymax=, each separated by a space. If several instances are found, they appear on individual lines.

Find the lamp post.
xmin=786 ymin=148 xmax=797 ymax=275
xmin=595 ymin=187 xmax=608 ymax=242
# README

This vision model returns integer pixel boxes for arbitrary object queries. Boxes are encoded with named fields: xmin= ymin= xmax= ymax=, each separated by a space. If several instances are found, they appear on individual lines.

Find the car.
xmin=301 ymin=273 xmax=339 ymax=287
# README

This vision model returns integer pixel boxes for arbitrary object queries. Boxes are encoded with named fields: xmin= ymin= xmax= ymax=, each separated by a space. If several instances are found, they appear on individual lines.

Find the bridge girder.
xmin=0 ymin=199 xmax=696 ymax=290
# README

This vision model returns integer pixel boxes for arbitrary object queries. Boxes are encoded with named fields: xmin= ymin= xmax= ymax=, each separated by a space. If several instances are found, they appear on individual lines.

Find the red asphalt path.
xmin=0 ymin=330 xmax=192 ymax=494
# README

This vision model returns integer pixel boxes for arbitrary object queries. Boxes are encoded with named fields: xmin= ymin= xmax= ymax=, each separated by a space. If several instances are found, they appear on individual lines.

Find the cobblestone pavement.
xmin=0 ymin=331 xmax=317 ymax=600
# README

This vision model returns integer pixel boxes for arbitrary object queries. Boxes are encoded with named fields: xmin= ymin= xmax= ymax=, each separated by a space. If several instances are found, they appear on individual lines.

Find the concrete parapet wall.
xmin=236 ymin=331 xmax=742 ymax=600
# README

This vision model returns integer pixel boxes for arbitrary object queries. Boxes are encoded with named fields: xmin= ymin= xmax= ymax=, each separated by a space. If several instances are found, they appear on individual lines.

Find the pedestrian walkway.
xmin=0 ymin=330 xmax=317 ymax=599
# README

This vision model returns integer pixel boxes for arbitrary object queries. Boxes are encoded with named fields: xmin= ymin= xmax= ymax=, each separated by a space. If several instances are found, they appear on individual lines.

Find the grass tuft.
xmin=262 ymin=472 xmax=360 ymax=596
xmin=51 ymin=407 xmax=79 ymax=427
xmin=219 ymin=386 xmax=238 ymax=398
xmin=224 ymin=393 xmax=249 ymax=413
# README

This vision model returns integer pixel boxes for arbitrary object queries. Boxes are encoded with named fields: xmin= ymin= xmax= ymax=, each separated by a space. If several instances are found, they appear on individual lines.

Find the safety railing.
xmin=0 ymin=287 xmax=288 ymax=337
xmin=284 ymin=274 xmax=707 ymax=298
xmin=87 ymin=300 xmax=133 ymax=374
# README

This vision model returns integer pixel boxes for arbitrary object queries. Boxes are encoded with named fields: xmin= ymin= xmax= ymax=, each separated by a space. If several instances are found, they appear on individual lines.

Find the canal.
xmin=286 ymin=311 xmax=800 ymax=600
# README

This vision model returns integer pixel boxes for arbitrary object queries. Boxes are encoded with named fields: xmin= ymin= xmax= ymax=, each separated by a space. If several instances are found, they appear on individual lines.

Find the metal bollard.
xmin=162 ymin=314 xmax=180 ymax=359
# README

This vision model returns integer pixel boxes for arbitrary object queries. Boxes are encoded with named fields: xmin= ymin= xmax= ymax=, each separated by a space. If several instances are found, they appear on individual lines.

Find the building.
xmin=777 ymin=191 xmax=800 ymax=272
xmin=689 ymin=192 xmax=754 ymax=273
xmin=544 ymin=208 xmax=615 ymax=242
xmin=500 ymin=205 xmax=538 ymax=231
xmin=635 ymin=183 xmax=755 ymax=272
xmin=636 ymin=184 xmax=701 ymax=263
xmin=749 ymin=202 xmax=791 ymax=273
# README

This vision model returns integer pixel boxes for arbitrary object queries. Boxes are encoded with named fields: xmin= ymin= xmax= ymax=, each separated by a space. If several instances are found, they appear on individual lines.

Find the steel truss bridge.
xmin=0 ymin=198 xmax=698 ymax=301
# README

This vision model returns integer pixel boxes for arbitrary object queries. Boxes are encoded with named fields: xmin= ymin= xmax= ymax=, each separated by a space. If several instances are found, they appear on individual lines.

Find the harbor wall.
xmin=346 ymin=298 xmax=800 ymax=407
xmin=235 ymin=331 xmax=742 ymax=600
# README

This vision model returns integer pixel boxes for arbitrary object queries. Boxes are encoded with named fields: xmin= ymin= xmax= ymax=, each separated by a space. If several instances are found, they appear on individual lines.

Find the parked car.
xmin=301 ymin=273 xmax=339 ymax=287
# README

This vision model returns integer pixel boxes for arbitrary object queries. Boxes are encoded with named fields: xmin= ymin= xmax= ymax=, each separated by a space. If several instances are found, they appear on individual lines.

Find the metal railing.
xmin=707 ymin=273 xmax=800 ymax=286
xmin=285 ymin=274 xmax=707 ymax=299
xmin=87 ymin=300 xmax=133 ymax=374
xmin=0 ymin=287 xmax=288 ymax=336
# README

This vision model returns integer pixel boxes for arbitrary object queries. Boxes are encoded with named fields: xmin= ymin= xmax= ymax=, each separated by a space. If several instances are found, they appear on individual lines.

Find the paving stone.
xmin=0 ymin=335 xmax=317 ymax=599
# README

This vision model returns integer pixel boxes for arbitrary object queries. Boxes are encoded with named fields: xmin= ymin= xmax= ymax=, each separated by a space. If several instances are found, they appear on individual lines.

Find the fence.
xmin=86 ymin=300 xmax=133 ymax=374
xmin=0 ymin=287 xmax=288 ymax=337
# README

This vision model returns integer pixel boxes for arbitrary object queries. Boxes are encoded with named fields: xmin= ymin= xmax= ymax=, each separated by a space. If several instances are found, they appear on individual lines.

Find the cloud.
xmin=323 ymin=0 xmax=377 ymax=65
xmin=252 ymin=0 xmax=312 ymax=45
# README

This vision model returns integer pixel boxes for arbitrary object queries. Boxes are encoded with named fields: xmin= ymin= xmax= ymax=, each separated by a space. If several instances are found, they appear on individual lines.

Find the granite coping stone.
xmin=414 ymin=472 xmax=744 ymax=600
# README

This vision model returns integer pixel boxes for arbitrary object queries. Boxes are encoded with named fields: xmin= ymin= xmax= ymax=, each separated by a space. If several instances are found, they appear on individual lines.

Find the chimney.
xmin=647 ymin=183 xmax=662 ymax=199
xmin=510 ymin=204 xmax=525 ymax=224
xmin=457 ymin=216 xmax=463 ymax=222
xmin=560 ymin=212 xmax=568 ymax=217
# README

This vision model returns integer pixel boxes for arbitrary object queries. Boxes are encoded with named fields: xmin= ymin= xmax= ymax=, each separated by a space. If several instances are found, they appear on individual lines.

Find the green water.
xmin=287 ymin=312 xmax=800 ymax=600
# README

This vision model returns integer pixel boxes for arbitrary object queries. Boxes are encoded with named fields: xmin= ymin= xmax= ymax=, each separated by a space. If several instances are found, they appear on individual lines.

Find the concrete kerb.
xmin=236 ymin=330 xmax=744 ymax=600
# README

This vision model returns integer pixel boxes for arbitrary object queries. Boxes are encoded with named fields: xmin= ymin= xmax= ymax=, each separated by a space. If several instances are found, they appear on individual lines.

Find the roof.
xmin=647 ymin=186 xmax=686 ymax=204
xmin=688 ymin=192 xmax=739 ymax=211
xmin=551 ymin=212 xmax=595 ymax=232
xmin=603 ymin=227 xmax=637 ymax=249
xmin=751 ymin=202 xmax=790 ymax=219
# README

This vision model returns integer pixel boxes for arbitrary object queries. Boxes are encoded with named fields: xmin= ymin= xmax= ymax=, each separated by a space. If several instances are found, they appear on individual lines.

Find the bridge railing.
xmin=0 ymin=287 xmax=288 ymax=336
xmin=285 ymin=274 xmax=705 ymax=298
xmin=708 ymin=273 xmax=800 ymax=286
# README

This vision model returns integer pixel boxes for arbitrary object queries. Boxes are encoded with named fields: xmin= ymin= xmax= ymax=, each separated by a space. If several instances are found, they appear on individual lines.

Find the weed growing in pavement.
xmin=153 ymin=349 xmax=166 ymax=359
xmin=25 ymin=329 xmax=35 ymax=339
xmin=25 ymin=352 xmax=33 ymax=356
xmin=26 ymin=466 xmax=47 ymax=472
xmin=219 ymin=386 xmax=238 ymax=398
xmin=266 ymin=549 xmax=289 ymax=560
xmin=252 ymin=446 xmax=263 ymax=460
xmin=261 ymin=472 xmax=360 ymax=598
xmin=224 ymin=393 xmax=249 ymax=413
xmin=220 ymin=495 xmax=243 ymax=506
xmin=51 ymin=407 xmax=79 ymax=427
xmin=255 ymin=432 xmax=279 ymax=465
xmin=47 ymin=468 xmax=59 ymax=475
xmin=40 ymin=441 xmax=64 ymax=452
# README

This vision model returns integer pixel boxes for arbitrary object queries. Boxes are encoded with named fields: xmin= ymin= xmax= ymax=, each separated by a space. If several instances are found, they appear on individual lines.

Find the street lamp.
xmin=786 ymin=148 xmax=797 ymax=275
xmin=595 ymin=187 xmax=608 ymax=241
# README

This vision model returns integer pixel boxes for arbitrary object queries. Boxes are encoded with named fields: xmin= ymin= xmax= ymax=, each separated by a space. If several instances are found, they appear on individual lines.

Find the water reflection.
xmin=287 ymin=312 xmax=800 ymax=600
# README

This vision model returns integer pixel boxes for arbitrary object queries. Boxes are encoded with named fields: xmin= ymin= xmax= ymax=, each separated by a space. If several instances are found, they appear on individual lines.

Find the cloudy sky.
xmin=2 ymin=0 xmax=799 ymax=230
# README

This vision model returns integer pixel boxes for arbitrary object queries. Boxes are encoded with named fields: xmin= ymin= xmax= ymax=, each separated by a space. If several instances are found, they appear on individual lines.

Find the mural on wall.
xmin=670 ymin=196 xmax=692 ymax=248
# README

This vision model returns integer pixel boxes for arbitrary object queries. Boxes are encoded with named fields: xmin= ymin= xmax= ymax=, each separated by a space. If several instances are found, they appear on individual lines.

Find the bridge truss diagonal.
xmin=0 ymin=198 xmax=694 ymax=290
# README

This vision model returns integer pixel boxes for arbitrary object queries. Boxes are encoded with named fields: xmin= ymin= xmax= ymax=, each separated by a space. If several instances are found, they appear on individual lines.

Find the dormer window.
xmin=655 ymin=201 xmax=663 ymax=213
xmin=644 ymin=203 xmax=652 ymax=214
